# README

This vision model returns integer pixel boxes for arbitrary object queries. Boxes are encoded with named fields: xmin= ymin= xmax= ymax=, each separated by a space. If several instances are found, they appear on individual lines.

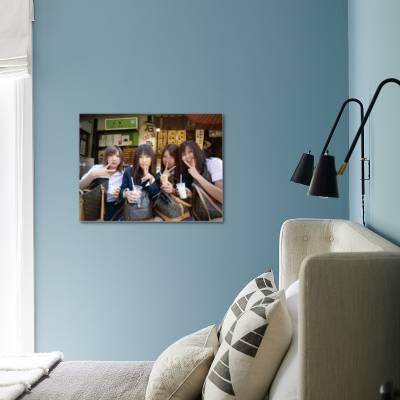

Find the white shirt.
xmin=107 ymin=170 xmax=124 ymax=202
xmin=82 ymin=165 xmax=123 ymax=202
xmin=206 ymin=157 xmax=223 ymax=183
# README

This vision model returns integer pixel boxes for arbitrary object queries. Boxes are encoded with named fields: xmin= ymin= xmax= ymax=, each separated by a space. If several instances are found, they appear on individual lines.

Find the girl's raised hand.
xmin=162 ymin=165 xmax=176 ymax=178
xmin=90 ymin=163 xmax=116 ymax=178
xmin=183 ymin=159 xmax=200 ymax=179
xmin=104 ymin=164 xmax=117 ymax=176
xmin=140 ymin=165 xmax=149 ymax=182
xmin=183 ymin=158 xmax=196 ymax=169
xmin=141 ymin=171 xmax=155 ymax=184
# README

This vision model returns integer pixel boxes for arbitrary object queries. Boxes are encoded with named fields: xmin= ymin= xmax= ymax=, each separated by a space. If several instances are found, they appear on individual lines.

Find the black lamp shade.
xmin=308 ymin=154 xmax=339 ymax=198
xmin=290 ymin=153 xmax=314 ymax=186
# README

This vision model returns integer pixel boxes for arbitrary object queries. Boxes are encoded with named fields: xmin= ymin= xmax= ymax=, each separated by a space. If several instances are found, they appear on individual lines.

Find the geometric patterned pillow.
xmin=218 ymin=271 xmax=277 ymax=344
xmin=203 ymin=290 xmax=292 ymax=400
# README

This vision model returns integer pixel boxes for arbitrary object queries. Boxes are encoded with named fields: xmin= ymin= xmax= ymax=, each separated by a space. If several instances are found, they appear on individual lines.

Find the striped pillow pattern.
xmin=204 ymin=273 xmax=292 ymax=400
xmin=218 ymin=271 xmax=277 ymax=344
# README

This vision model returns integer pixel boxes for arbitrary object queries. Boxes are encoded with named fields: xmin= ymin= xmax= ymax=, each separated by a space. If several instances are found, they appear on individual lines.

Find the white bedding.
xmin=269 ymin=280 xmax=299 ymax=400
xmin=0 ymin=351 xmax=63 ymax=400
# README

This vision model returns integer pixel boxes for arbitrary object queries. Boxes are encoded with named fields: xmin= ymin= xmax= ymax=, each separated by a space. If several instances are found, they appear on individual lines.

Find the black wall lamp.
xmin=292 ymin=77 xmax=400 ymax=225
xmin=291 ymin=98 xmax=365 ymax=190
xmin=309 ymin=98 xmax=365 ymax=199
xmin=310 ymin=78 xmax=399 ymax=198
xmin=291 ymin=98 xmax=366 ymax=222
xmin=337 ymin=77 xmax=400 ymax=175
xmin=380 ymin=381 xmax=400 ymax=400
xmin=290 ymin=150 xmax=314 ymax=186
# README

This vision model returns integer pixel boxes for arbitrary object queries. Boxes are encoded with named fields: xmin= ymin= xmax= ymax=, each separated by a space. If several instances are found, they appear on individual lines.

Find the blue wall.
xmin=348 ymin=0 xmax=400 ymax=244
xmin=33 ymin=0 xmax=348 ymax=360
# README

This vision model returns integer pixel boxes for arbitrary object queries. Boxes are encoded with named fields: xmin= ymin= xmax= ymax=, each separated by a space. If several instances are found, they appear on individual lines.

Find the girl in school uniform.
xmin=158 ymin=144 xmax=180 ymax=194
xmin=178 ymin=140 xmax=223 ymax=204
xmin=120 ymin=144 xmax=160 ymax=205
xmin=79 ymin=145 xmax=124 ymax=221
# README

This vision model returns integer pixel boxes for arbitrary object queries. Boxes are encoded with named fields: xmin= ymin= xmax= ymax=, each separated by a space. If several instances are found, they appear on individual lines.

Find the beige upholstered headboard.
xmin=279 ymin=218 xmax=400 ymax=289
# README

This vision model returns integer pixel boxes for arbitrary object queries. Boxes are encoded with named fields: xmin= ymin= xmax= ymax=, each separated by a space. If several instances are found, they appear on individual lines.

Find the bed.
xmin=15 ymin=218 xmax=400 ymax=400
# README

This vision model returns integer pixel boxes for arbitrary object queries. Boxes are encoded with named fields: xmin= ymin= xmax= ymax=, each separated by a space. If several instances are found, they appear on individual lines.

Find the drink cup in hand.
xmin=126 ymin=188 xmax=140 ymax=204
xmin=177 ymin=182 xmax=187 ymax=199
xmin=133 ymin=185 xmax=143 ymax=208
xmin=109 ymin=185 xmax=120 ymax=199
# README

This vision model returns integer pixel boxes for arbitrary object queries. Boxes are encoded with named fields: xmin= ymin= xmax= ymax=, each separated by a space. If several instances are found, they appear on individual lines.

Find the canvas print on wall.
xmin=79 ymin=114 xmax=223 ymax=222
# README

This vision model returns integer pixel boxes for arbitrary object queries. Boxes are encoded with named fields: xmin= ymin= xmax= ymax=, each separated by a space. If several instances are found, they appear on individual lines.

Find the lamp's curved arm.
xmin=338 ymin=78 xmax=400 ymax=175
xmin=321 ymin=98 xmax=364 ymax=155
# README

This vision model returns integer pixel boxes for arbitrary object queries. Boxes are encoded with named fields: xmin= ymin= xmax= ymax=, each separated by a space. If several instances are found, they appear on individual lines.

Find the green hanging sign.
xmin=105 ymin=117 xmax=138 ymax=130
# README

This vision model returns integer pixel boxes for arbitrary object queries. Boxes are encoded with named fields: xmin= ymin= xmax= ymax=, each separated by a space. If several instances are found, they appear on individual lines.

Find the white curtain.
xmin=0 ymin=0 xmax=33 ymax=76
xmin=0 ymin=0 xmax=34 ymax=354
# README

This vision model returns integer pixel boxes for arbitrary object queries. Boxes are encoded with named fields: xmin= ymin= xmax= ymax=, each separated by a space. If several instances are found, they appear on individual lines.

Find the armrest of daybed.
xmin=279 ymin=218 xmax=337 ymax=289
xmin=298 ymin=252 xmax=400 ymax=400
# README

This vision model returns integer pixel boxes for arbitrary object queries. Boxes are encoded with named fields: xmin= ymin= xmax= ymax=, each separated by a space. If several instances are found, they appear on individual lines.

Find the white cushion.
xmin=146 ymin=325 xmax=219 ymax=400
xmin=203 ymin=290 xmax=292 ymax=400
xmin=269 ymin=280 xmax=299 ymax=400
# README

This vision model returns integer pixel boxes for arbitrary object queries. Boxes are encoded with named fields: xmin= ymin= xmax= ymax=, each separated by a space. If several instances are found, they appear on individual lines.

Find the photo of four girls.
xmin=79 ymin=114 xmax=223 ymax=222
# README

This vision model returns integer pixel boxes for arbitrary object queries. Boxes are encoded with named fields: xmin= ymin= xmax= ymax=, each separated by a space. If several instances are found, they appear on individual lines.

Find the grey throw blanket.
xmin=19 ymin=361 xmax=153 ymax=400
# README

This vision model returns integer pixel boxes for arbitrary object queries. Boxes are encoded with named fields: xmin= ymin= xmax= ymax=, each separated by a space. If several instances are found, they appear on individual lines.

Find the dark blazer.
xmin=120 ymin=167 xmax=160 ymax=199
